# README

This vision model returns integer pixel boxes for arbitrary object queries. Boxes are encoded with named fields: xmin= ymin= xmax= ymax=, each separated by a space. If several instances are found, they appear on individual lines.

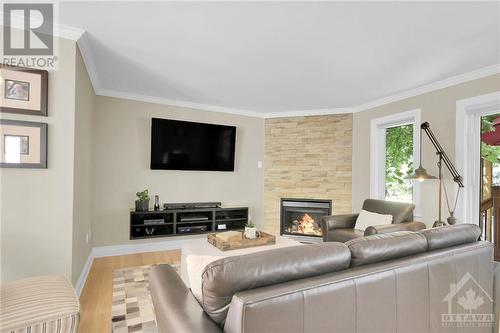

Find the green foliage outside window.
xmin=385 ymin=124 xmax=414 ymax=202
xmin=481 ymin=115 xmax=500 ymax=164
xmin=481 ymin=114 xmax=500 ymax=186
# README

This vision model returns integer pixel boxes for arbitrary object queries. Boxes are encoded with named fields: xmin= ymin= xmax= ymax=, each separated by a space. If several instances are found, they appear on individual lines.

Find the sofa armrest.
xmin=494 ymin=262 xmax=500 ymax=333
xmin=150 ymin=264 xmax=222 ymax=333
xmin=321 ymin=214 xmax=358 ymax=232
xmin=364 ymin=221 xmax=426 ymax=236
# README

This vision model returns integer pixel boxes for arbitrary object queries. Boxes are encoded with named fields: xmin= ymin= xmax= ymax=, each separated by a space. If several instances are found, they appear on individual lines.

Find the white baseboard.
xmin=75 ymin=236 xmax=205 ymax=296
xmin=92 ymin=238 xmax=192 ymax=258
xmin=75 ymin=250 xmax=94 ymax=296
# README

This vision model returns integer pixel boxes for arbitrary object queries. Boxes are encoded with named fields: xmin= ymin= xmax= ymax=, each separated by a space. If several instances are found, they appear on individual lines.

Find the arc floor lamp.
xmin=407 ymin=122 xmax=464 ymax=227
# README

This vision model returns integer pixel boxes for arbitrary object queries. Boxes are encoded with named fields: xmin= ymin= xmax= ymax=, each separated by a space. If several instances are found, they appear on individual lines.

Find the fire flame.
xmin=289 ymin=213 xmax=322 ymax=236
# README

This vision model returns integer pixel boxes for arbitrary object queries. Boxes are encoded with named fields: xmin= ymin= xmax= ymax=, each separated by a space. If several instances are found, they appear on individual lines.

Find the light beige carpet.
xmin=111 ymin=263 xmax=180 ymax=333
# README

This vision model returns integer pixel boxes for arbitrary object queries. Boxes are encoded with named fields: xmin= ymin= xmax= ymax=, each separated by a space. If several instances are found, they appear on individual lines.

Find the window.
xmin=385 ymin=124 xmax=414 ymax=202
xmin=370 ymin=109 xmax=421 ymax=215
xmin=479 ymin=113 xmax=500 ymax=242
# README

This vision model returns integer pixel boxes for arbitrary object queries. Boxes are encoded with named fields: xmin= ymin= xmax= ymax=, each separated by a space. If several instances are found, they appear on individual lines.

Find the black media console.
xmin=130 ymin=206 xmax=248 ymax=240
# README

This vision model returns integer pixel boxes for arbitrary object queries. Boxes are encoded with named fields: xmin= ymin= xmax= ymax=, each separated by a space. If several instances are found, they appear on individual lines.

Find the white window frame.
xmin=456 ymin=91 xmax=500 ymax=225
xmin=370 ymin=109 xmax=422 ymax=217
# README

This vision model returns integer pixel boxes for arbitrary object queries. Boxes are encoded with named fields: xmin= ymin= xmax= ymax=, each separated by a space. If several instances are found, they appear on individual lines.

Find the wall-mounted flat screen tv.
xmin=150 ymin=118 xmax=236 ymax=171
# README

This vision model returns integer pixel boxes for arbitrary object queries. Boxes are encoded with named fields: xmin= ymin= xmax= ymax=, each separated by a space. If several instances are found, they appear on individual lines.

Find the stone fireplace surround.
xmin=264 ymin=114 xmax=353 ymax=234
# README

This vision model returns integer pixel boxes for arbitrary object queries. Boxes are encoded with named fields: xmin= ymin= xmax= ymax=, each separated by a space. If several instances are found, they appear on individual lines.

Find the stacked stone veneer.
xmin=264 ymin=114 xmax=353 ymax=233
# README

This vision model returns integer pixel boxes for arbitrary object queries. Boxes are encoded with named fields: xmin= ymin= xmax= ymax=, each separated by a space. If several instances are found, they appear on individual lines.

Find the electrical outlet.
xmin=257 ymin=161 xmax=262 ymax=169
xmin=86 ymin=228 xmax=92 ymax=244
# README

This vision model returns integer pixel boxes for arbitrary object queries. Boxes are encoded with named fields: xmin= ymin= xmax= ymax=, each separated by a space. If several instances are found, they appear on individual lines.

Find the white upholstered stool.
xmin=0 ymin=275 xmax=80 ymax=333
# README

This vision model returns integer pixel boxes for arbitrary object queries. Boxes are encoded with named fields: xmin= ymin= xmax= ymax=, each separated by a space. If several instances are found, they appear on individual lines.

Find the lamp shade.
xmin=406 ymin=165 xmax=437 ymax=182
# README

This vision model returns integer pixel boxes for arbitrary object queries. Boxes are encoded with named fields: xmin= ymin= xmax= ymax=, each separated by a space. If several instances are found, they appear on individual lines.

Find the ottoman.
xmin=0 ymin=275 xmax=80 ymax=333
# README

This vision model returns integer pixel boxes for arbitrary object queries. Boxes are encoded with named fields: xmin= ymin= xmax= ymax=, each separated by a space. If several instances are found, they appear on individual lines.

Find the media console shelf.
xmin=130 ymin=206 xmax=248 ymax=240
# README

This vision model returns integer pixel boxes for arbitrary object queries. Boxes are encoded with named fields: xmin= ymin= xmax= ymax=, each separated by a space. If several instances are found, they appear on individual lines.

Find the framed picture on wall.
xmin=0 ymin=119 xmax=47 ymax=168
xmin=0 ymin=66 xmax=48 ymax=116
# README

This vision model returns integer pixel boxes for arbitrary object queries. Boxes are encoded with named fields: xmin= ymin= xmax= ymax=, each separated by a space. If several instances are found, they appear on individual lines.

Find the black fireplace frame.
xmin=280 ymin=198 xmax=332 ymax=238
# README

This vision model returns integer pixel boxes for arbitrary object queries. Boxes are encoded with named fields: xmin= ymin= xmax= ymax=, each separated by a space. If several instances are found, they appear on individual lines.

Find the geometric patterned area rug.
xmin=111 ymin=263 xmax=180 ymax=333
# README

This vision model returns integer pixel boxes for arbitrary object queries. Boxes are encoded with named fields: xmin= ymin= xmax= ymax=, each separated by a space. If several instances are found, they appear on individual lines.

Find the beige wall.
xmin=264 ymin=115 xmax=352 ymax=233
xmin=91 ymin=97 xmax=264 ymax=246
xmin=72 ymin=48 xmax=95 ymax=284
xmin=1 ymin=34 xmax=496 ymax=285
xmin=353 ymin=74 xmax=500 ymax=226
xmin=0 ymin=38 xmax=77 ymax=282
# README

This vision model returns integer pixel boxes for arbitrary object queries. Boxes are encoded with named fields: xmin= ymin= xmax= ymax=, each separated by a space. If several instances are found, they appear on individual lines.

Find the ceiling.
xmin=59 ymin=1 xmax=500 ymax=116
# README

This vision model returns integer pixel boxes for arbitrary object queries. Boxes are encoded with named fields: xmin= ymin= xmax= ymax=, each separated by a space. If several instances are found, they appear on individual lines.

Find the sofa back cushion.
xmin=201 ymin=242 xmax=351 ymax=325
xmin=346 ymin=231 xmax=428 ymax=267
xmin=362 ymin=199 xmax=414 ymax=224
xmin=223 ymin=241 xmax=492 ymax=333
xmin=419 ymin=224 xmax=481 ymax=251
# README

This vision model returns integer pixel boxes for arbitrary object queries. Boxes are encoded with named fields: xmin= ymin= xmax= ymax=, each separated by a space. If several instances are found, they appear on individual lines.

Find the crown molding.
xmin=3 ymin=17 xmax=499 ymax=119
xmin=0 ymin=11 xmax=85 ymax=41
xmin=69 ymin=22 xmax=499 ymax=119
xmin=56 ymin=23 xmax=85 ymax=41
xmin=264 ymin=107 xmax=355 ymax=118
xmin=354 ymin=63 xmax=500 ymax=113
xmin=92 ymin=64 xmax=500 ymax=119
xmin=76 ymin=32 xmax=100 ymax=91
xmin=76 ymin=32 xmax=264 ymax=118
xmin=96 ymin=88 xmax=265 ymax=118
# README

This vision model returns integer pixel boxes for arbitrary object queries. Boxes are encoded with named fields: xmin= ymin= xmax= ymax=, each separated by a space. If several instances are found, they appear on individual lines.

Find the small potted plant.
xmin=135 ymin=189 xmax=150 ymax=212
xmin=244 ymin=221 xmax=258 ymax=239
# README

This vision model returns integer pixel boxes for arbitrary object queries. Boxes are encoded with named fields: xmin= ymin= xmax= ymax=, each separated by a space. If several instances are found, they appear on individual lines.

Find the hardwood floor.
xmin=78 ymin=250 xmax=181 ymax=332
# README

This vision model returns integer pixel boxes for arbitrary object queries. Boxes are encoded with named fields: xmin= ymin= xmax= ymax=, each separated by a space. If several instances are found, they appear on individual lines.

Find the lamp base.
xmin=447 ymin=215 xmax=457 ymax=225
xmin=432 ymin=220 xmax=447 ymax=228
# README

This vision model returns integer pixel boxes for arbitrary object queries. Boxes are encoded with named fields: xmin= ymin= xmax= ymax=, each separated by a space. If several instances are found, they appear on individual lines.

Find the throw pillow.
xmin=355 ymin=209 xmax=393 ymax=231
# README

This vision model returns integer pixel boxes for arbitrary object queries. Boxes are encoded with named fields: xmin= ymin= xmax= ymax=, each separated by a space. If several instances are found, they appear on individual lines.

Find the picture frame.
xmin=0 ymin=66 xmax=48 ymax=116
xmin=0 ymin=119 xmax=47 ymax=168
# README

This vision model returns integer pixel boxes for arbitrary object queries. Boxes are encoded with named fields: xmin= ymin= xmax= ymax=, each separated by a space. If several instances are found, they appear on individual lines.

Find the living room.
xmin=1 ymin=2 xmax=500 ymax=333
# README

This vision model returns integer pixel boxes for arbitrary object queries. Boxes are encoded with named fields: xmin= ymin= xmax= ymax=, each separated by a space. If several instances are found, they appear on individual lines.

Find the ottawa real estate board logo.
xmin=441 ymin=272 xmax=495 ymax=328
xmin=2 ymin=3 xmax=58 ymax=69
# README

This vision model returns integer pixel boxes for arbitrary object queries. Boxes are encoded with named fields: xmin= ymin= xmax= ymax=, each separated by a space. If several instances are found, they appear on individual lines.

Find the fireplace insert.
xmin=280 ymin=198 xmax=332 ymax=239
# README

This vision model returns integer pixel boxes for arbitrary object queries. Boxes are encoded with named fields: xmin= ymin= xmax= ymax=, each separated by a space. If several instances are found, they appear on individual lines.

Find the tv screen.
xmin=150 ymin=118 xmax=236 ymax=171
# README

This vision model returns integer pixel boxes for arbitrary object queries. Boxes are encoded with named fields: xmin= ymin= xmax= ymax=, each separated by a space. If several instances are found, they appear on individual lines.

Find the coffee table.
xmin=180 ymin=234 xmax=302 ymax=300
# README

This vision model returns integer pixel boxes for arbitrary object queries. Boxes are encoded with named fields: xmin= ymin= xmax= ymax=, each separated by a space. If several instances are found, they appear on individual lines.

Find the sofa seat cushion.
xmin=419 ymin=224 xmax=481 ymax=251
xmin=201 ymin=242 xmax=351 ymax=325
xmin=0 ymin=275 xmax=80 ymax=333
xmin=346 ymin=231 xmax=428 ymax=267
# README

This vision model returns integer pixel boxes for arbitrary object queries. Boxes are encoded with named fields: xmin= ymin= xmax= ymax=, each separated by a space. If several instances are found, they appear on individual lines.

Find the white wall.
xmin=352 ymin=74 xmax=500 ymax=226
xmin=0 ymin=38 xmax=77 ymax=282
xmin=91 ymin=96 xmax=265 ymax=246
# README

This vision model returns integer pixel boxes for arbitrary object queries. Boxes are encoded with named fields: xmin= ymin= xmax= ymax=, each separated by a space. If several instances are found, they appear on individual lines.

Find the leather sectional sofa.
xmin=150 ymin=224 xmax=497 ymax=333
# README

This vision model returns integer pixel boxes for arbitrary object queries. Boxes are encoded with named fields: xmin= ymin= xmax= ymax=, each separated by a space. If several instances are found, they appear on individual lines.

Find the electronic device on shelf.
xmin=177 ymin=225 xmax=208 ymax=234
xmin=129 ymin=204 xmax=248 ymax=240
xmin=163 ymin=202 xmax=222 ymax=210
xmin=180 ymin=214 xmax=209 ymax=222
xmin=143 ymin=218 xmax=165 ymax=225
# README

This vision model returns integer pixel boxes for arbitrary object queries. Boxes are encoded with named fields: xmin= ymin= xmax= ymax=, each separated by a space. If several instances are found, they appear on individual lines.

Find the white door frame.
xmin=370 ymin=109 xmax=422 ymax=217
xmin=455 ymin=91 xmax=500 ymax=225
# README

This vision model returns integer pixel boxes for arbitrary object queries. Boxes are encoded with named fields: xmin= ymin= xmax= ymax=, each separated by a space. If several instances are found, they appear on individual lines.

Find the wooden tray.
xmin=207 ymin=231 xmax=276 ymax=251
